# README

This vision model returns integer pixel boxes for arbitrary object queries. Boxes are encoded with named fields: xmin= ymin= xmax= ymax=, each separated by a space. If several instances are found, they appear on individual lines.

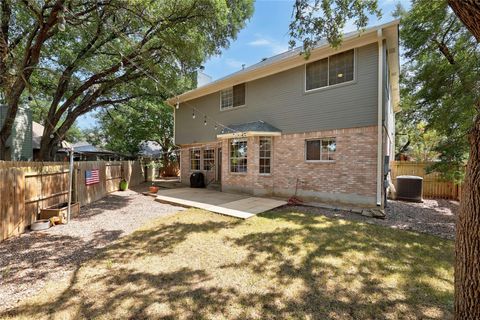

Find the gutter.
xmin=376 ymin=29 xmax=384 ymax=207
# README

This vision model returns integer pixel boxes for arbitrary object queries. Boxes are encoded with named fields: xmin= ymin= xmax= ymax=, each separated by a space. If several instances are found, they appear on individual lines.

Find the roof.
xmin=68 ymin=141 xmax=117 ymax=154
xmin=220 ymin=121 xmax=281 ymax=134
xmin=167 ymin=19 xmax=400 ymax=112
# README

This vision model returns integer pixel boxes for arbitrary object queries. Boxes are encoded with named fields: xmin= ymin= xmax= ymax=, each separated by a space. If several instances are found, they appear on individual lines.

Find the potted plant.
xmin=149 ymin=183 xmax=159 ymax=193
xmin=119 ymin=179 xmax=128 ymax=191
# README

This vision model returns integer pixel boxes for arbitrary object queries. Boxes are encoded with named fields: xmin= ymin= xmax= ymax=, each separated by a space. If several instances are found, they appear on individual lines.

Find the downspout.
xmin=376 ymin=29 xmax=384 ymax=206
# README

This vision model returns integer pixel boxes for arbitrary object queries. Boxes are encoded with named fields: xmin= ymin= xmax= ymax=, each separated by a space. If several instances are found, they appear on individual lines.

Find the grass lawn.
xmin=3 ymin=208 xmax=454 ymax=320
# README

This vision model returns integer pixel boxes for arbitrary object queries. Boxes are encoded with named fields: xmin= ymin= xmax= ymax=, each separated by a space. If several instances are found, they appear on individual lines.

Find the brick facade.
xmin=180 ymin=125 xmax=378 ymax=207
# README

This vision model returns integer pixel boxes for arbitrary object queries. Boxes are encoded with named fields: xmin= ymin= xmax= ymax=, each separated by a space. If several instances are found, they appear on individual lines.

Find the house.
xmin=57 ymin=141 xmax=125 ymax=161
xmin=167 ymin=20 xmax=400 ymax=208
xmin=0 ymin=105 xmax=33 ymax=161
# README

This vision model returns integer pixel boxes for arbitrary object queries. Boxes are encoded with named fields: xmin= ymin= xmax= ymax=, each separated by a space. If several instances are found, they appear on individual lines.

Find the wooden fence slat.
xmin=0 ymin=170 xmax=5 ymax=240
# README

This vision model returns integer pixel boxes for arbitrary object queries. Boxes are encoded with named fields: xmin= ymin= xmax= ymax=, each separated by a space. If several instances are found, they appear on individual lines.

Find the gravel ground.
xmin=0 ymin=184 xmax=184 ymax=312
xmin=279 ymin=198 xmax=458 ymax=240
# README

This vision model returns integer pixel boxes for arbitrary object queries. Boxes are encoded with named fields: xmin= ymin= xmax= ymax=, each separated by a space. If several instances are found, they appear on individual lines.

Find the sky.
xmin=77 ymin=0 xmax=410 ymax=129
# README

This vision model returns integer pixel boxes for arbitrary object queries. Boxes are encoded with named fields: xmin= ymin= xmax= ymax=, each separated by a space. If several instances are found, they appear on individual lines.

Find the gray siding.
xmin=0 ymin=105 xmax=33 ymax=160
xmin=175 ymin=42 xmax=378 ymax=145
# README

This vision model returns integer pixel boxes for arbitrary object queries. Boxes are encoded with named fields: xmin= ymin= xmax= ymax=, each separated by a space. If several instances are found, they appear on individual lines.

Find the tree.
xmin=29 ymin=96 xmax=84 ymax=143
xmin=0 ymin=0 xmax=254 ymax=160
xmin=290 ymin=0 xmax=480 ymax=318
xmin=94 ymin=99 xmax=175 ymax=166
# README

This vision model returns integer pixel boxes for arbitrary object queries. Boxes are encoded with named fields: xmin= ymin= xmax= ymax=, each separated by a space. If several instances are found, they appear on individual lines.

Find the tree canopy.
xmin=397 ymin=1 xmax=479 ymax=181
xmin=92 ymin=98 xmax=174 ymax=160
xmin=0 ymin=0 xmax=254 ymax=159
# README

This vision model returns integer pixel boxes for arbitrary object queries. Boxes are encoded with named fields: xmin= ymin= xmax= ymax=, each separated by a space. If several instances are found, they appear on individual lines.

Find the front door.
xmin=217 ymin=148 xmax=222 ymax=182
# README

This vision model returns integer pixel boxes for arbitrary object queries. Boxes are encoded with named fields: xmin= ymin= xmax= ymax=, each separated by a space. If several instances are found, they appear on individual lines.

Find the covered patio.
xmin=155 ymin=188 xmax=287 ymax=219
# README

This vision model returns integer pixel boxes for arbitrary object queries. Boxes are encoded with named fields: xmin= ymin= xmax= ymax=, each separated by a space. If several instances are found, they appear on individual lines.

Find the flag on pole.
xmin=85 ymin=169 xmax=100 ymax=185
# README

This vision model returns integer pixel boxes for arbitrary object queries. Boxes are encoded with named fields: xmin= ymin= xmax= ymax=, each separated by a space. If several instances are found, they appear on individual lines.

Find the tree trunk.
xmin=448 ymin=0 xmax=480 ymax=42
xmin=455 ymin=112 xmax=480 ymax=319
xmin=0 ymin=134 xmax=7 ymax=160
xmin=37 ymin=135 xmax=56 ymax=161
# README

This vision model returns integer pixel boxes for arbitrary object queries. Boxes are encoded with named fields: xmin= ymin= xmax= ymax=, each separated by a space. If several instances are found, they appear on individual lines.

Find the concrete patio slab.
xmin=155 ymin=188 xmax=287 ymax=219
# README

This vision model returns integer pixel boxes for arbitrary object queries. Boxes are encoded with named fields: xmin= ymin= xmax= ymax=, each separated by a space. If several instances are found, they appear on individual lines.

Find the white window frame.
xmin=203 ymin=148 xmax=215 ymax=171
xmin=304 ymin=138 xmax=336 ymax=163
xmin=304 ymin=48 xmax=356 ymax=93
xmin=190 ymin=148 xmax=201 ymax=171
xmin=229 ymin=138 xmax=248 ymax=173
xmin=259 ymin=137 xmax=272 ymax=175
xmin=220 ymin=84 xmax=246 ymax=111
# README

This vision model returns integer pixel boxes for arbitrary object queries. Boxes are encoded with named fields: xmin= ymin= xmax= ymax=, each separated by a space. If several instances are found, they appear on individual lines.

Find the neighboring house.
xmin=168 ymin=20 xmax=400 ymax=208
xmin=0 ymin=105 xmax=33 ymax=161
xmin=57 ymin=141 xmax=125 ymax=161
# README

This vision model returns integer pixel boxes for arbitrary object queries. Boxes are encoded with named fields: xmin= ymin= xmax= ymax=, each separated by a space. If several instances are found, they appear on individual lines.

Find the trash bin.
xmin=190 ymin=172 xmax=205 ymax=188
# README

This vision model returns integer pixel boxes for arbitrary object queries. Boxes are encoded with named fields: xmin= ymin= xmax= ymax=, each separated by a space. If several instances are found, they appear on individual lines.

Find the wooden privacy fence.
xmin=390 ymin=161 xmax=462 ymax=200
xmin=0 ymin=160 xmax=145 ymax=242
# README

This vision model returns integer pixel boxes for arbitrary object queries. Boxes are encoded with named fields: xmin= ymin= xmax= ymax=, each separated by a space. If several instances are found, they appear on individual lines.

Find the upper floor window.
xmin=306 ymin=49 xmax=354 ymax=91
xmin=221 ymin=83 xmax=245 ymax=110
xmin=305 ymin=138 xmax=336 ymax=161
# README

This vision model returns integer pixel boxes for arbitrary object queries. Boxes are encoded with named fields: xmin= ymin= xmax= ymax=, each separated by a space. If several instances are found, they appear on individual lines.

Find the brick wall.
xmin=180 ymin=125 xmax=378 ymax=206
xmin=180 ymin=142 xmax=220 ymax=186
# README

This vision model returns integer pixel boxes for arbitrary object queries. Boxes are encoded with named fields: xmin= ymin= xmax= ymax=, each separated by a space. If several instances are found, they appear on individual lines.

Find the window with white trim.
xmin=259 ymin=137 xmax=272 ymax=174
xmin=230 ymin=138 xmax=247 ymax=173
xmin=190 ymin=149 xmax=201 ymax=170
xmin=306 ymin=49 xmax=354 ymax=90
xmin=220 ymin=83 xmax=245 ymax=110
xmin=203 ymin=149 xmax=214 ymax=171
xmin=306 ymin=138 xmax=336 ymax=161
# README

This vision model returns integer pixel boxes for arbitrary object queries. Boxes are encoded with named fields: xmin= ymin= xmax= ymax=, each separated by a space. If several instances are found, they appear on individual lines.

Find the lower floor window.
xmin=203 ymin=149 xmax=215 ymax=171
xmin=230 ymin=138 xmax=247 ymax=172
xmin=259 ymin=137 xmax=272 ymax=174
xmin=306 ymin=138 xmax=336 ymax=161
xmin=190 ymin=149 xmax=201 ymax=170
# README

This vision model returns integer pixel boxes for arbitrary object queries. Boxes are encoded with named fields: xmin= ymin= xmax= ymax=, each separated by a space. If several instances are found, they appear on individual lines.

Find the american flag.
xmin=85 ymin=169 xmax=100 ymax=185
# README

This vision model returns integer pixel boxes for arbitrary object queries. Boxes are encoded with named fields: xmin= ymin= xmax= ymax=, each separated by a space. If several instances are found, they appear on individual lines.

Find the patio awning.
xmin=216 ymin=120 xmax=281 ymax=139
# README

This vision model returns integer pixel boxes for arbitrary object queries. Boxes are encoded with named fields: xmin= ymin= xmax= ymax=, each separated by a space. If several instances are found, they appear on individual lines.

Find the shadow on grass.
xmin=227 ymin=209 xmax=454 ymax=319
xmin=3 ymin=209 xmax=454 ymax=319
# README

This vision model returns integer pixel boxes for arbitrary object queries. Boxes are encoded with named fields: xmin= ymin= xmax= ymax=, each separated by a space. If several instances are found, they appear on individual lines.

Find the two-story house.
xmin=168 ymin=20 xmax=400 ymax=208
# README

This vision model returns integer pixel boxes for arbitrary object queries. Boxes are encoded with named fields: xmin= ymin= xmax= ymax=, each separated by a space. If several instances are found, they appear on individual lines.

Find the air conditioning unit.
xmin=396 ymin=175 xmax=423 ymax=202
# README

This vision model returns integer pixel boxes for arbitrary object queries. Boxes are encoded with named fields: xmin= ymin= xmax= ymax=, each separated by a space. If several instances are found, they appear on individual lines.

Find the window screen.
xmin=306 ymin=138 xmax=336 ymax=161
xmin=329 ymin=49 xmax=354 ymax=85
xmin=221 ymin=83 xmax=245 ymax=110
xmin=306 ymin=49 xmax=354 ymax=90
xmin=306 ymin=58 xmax=328 ymax=90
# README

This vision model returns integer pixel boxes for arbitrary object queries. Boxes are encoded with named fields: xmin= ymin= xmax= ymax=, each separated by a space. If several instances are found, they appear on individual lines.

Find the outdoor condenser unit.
xmin=396 ymin=175 xmax=423 ymax=202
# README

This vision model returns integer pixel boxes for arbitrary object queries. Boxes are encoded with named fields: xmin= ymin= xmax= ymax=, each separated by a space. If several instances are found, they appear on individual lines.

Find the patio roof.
xmin=217 ymin=120 xmax=281 ymax=139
